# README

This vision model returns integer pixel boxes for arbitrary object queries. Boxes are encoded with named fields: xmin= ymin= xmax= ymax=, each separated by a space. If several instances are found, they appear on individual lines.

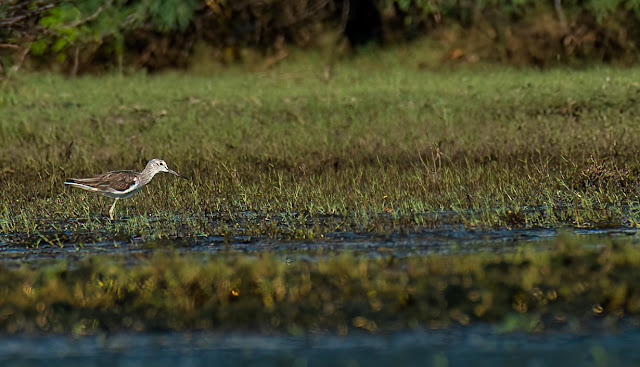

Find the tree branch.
xmin=60 ymin=0 xmax=114 ymax=29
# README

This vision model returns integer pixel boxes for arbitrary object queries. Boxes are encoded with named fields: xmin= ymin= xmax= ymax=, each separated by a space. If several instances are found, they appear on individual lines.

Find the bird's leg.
xmin=109 ymin=198 xmax=118 ymax=220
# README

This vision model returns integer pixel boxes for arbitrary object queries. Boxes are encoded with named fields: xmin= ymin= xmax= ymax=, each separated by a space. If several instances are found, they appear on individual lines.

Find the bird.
xmin=64 ymin=158 xmax=185 ymax=220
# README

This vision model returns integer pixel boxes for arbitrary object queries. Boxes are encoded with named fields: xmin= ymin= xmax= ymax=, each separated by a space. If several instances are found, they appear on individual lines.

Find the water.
xmin=1 ymin=225 xmax=638 ymax=263
xmin=1 ymin=325 xmax=638 ymax=367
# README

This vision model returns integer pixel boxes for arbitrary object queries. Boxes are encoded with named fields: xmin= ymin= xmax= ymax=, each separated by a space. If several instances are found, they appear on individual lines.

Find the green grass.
xmin=2 ymin=57 xmax=640 ymax=240
xmin=1 ymin=234 xmax=640 ymax=334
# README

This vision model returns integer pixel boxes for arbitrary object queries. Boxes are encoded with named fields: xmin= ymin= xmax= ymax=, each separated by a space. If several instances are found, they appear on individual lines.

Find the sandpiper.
xmin=64 ymin=158 xmax=185 ymax=220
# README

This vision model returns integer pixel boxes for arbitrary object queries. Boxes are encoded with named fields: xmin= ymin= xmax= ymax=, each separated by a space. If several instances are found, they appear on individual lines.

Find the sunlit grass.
xmin=2 ymin=60 xmax=640 ymax=240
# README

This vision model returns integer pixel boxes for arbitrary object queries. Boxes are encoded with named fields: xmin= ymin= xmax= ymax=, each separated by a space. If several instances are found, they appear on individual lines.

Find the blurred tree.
xmin=2 ymin=0 xmax=640 ymax=74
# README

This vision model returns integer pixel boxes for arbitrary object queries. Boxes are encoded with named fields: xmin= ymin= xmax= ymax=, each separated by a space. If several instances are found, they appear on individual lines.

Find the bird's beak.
xmin=168 ymin=168 xmax=187 ymax=179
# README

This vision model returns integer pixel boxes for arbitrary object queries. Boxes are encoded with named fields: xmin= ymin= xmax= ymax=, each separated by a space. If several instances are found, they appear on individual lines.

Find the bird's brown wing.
xmin=68 ymin=170 xmax=138 ymax=192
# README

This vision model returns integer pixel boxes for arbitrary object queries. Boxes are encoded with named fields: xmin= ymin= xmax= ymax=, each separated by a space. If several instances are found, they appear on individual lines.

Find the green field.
xmin=2 ymin=57 xmax=640 ymax=240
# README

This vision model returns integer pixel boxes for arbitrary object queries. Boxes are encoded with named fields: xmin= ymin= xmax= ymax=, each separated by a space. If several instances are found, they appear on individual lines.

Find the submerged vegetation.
xmin=1 ymin=235 xmax=640 ymax=334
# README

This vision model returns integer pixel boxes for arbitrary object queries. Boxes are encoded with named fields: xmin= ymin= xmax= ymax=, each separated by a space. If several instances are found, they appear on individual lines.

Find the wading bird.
xmin=65 ymin=158 xmax=185 ymax=220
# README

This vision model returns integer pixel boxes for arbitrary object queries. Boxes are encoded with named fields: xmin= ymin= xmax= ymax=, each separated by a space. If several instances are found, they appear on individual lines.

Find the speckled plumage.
xmin=65 ymin=159 xmax=185 ymax=219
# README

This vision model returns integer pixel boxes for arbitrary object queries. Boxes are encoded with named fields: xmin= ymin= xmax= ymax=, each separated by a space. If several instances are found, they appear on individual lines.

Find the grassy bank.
xmin=0 ymin=235 xmax=638 ymax=334
xmin=2 ymin=58 xmax=640 ymax=241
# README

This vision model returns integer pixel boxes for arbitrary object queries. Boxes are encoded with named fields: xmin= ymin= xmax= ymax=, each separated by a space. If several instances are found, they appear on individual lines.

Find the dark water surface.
xmin=1 ymin=325 xmax=638 ymax=367
xmin=1 ymin=225 xmax=638 ymax=263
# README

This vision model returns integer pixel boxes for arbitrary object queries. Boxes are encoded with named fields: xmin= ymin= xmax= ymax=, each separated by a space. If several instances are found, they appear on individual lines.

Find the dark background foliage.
xmin=1 ymin=0 xmax=640 ymax=74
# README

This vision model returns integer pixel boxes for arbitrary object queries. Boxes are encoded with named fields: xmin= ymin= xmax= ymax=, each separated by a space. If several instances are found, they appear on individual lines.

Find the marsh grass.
xmin=1 ymin=235 xmax=640 ymax=334
xmin=2 ymin=58 xmax=640 ymax=240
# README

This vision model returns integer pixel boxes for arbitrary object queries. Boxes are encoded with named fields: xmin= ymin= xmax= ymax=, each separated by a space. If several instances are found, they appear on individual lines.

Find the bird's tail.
xmin=64 ymin=180 xmax=101 ymax=193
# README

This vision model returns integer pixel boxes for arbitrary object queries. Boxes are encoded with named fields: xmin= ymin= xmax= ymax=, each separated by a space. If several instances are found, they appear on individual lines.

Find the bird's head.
xmin=147 ymin=158 xmax=185 ymax=178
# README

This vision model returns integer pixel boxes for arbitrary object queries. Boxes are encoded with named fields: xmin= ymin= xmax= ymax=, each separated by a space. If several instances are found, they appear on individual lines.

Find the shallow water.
xmin=1 ymin=325 xmax=638 ymax=367
xmin=1 ymin=224 xmax=638 ymax=263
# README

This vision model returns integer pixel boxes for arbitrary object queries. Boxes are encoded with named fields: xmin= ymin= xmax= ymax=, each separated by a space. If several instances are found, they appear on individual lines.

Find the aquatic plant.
xmin=0 ymin=235 xmax=638 ymax=334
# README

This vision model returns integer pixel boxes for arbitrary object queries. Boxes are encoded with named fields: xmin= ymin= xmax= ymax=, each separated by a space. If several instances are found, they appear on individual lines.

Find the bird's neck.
xmin=138 ymin=168 xmax=159 ymax=186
